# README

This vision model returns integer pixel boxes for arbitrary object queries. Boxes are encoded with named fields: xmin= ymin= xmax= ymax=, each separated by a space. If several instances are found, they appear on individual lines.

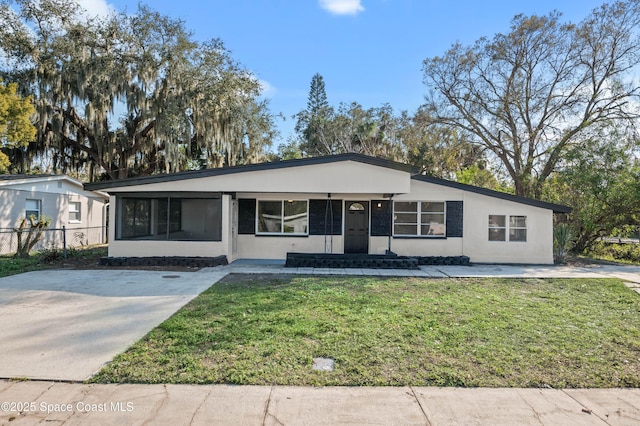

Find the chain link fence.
xmin=0 ymin=226 xmax=107 ymax=256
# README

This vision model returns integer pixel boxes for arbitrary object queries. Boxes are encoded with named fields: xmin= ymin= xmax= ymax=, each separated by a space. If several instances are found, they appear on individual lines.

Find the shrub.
xmin=588 ymin=241 xmax=640 ymax=263
xmin=554 ymin=224 xmax=574 ymax=264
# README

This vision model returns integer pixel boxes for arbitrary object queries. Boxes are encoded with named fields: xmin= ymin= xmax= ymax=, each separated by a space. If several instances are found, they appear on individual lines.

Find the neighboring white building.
xmin=85 ymin=154 xmax=571 ymax=264
xmin=0 ymin=175 xmax=109 ymax=254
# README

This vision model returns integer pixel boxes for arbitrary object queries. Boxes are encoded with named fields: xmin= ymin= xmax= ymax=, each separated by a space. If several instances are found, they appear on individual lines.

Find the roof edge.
xmin=0 ymin=174 xmax=81 ymax=187
xmin=411 ymin=175 xmax=572 ymax=214
xmin=85 ymin=153 xmax=420 ymax=191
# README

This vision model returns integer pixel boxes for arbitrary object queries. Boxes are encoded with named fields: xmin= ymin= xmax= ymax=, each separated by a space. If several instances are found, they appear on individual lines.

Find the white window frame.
xmin=256 ymin=199 xmax=309 ymax=236
xmin=393 ymin=201 xmax=446 ymax=237
xmin=69 ymin=201 xmax=82 ymax=223
xmin=488 ymin=215 xmax=506 ymax=241
xmin=509 ymin=215 xmax=527 ymax=242
xmin=25 ymin=199 xmax=41 ymax=220
xmin=488 ymin=215 xmax=527 ymax=242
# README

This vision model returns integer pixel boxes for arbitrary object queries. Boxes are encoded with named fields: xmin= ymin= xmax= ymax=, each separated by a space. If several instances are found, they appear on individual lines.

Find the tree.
xmin=543 ymin=126 xmax=640 ymax=253
xmin=275 ymin=138 xmax=303 ymax=161
xmin=400 ymin=107 xmax=485 ymax=179
xmin=295 ymin=73 xmax=333 ymax=155
xmin=14 ymin=215 xmax=51 ymax=257
xmin=456 ymin=163 xmax=509 ymax=192
xmin=293 ymin=73 xmax=484 ymax=168
xmin=0 ymin=0 xmax=275 ymax=180
xmin=0 ymin=78 xmax=35 ymax=172
xmin=422 ymin=1 xmax=640 ymax=198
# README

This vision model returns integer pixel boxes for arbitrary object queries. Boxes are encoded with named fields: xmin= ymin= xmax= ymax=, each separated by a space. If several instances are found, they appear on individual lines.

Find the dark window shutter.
xmin=446 ymin=201 xmax=463 ymax=238
xmin=371 ymin=200 xmax=392 ymax=236
xmin=238 ymin=199 xmax=256 ymax=234
xmin=309 ymin=199 xmax=342 ymax=235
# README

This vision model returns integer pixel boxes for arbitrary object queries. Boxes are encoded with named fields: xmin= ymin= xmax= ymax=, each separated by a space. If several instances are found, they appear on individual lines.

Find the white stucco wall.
xmin=462 ymin=192 xmax=554 ymax=264
xmin=398 ymin=179 xmax=554 ymax=264
xmin=102 ymin=161 xmax=411 ymax=195
xmin=1 ymin=180 xmax=106 ymax=229
xmin=0 ymin=179 xmax=107 ymax=253
xmin=235 ymin=235 xmax=343 ymax=260
xmin=104 ymin=179 xmax=556 ymax=264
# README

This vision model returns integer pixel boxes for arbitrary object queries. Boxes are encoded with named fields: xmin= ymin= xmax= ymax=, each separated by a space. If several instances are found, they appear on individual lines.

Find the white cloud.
xmin=319 ymin=0 xmax=364 ymax=16
xmin=76 ymin=0 xmax=115 ymax=18
xmin=259 ymin=79 xmax=276 ymax=97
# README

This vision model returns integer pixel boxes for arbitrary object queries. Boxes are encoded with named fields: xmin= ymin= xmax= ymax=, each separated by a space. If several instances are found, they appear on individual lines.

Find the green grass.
xmin=0 ymin=245 xmax=107 ymax=277
xmin=0 ymin=255 xmax=43 ymax=277
xmin=91 ymin=274 xmax=640 ymax=388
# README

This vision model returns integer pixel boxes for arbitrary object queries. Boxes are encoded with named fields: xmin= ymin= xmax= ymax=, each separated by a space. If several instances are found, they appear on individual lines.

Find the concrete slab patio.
xmin=0 ymin=270 xmax=226 ymax=381
xmin=1 ymin=381 xmax=639 ymax=425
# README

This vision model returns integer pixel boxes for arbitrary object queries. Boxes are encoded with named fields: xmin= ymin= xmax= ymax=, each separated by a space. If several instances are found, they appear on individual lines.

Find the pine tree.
xmin=295 ymin=73 xmax=333 ymax=156
xmin=307 ymin=73 xmax=329 ymax=117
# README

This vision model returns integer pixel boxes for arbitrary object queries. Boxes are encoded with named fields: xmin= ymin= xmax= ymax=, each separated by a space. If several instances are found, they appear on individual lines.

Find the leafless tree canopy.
xmin=422 ymin=1 xmax=640 ymax=198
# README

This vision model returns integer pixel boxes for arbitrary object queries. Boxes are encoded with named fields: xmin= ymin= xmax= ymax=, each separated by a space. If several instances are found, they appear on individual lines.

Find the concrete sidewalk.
xmin=1 ymin=380 xmax=639 ymax=425
xmin=215 ymin=260 xmax=640 ymax=285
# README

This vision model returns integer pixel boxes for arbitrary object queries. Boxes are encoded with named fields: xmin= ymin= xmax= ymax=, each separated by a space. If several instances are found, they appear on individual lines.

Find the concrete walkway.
xmin=1 ymin=263 xmax=639 ymax=424
xmin=217 ymin=260 xmax=640 ymax=286
xmin=1 ymin=380 xmax=639 ymax=425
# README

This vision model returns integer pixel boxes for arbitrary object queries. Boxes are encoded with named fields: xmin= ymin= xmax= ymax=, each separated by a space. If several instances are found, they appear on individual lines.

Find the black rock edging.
xmin=285 ymin=253 xmax=419 ymax=269
xmin=99 ymin=255 xmax=228 ymax=268
xmin=285 ymin=253 xmax=471 ymax=269
xmin=414 ymin=255 xmax=470 ymax=266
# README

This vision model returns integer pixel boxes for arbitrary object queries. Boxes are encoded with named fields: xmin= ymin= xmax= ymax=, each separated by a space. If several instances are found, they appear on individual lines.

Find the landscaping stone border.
xmin=285 ymin=253 xmax=470 ymax=269
xmin=99 ymin=255 xmax=228 ymax=268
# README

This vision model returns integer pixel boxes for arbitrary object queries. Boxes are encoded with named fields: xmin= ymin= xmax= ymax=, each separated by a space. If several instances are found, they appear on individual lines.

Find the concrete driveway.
xmin=0 ymin=269 xmax=226 ymax=381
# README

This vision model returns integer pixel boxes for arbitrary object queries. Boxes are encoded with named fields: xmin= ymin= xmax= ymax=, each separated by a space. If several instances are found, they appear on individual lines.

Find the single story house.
xmin=85 ymin=154 xmax=571 ymax=264
xmin=0 ymin=174 xmax=109 ymax=254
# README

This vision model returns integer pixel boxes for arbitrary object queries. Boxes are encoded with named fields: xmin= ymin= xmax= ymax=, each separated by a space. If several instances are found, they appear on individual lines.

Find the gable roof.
xmin=83 ymin=153 xmax=570 ymax=213
xmin=84 ymin=153 xmax=420 ymax=191
xmin=0 ymin=174 xmax=81 ymax=187
xmin=412 ymin=175 xmax=571 ymax=214
xmin=0 ymin=174 xmax=109 ymax=200
xmin=0 ymin=174 xmax=56 ymax=182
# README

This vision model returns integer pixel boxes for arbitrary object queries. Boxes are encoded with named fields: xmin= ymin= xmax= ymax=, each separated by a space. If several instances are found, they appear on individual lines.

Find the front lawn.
xmin=0 ymin=246 xmax=107 ymax=277
xmin=91 ymin=274 xmax=640 ymax=388
xmin=0 ymin=255 xmax=42 ymax=277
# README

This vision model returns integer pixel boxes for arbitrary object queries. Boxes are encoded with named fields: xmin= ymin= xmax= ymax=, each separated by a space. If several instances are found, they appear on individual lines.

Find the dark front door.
xmin=344 ymin=201 xmax=369 ymax=254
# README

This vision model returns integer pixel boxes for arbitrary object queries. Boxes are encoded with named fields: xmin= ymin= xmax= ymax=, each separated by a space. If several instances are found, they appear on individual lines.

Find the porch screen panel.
xmin=177 ymin=199 xmax=222 ymax=241
xmin=120 ymin=198 xmax=151 ymax=239
xmin=117 ymin=196 xmax=221 ymax=241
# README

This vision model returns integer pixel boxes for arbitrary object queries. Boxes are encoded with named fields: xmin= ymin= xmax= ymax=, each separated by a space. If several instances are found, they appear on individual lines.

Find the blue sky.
xmin=86 ymin=0 xmax=606 ymax=146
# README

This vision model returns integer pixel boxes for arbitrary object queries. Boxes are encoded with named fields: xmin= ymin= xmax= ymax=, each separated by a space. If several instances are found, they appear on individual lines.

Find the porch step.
xmin=285 ymin=253 xmax=419 ymax=269
xmin=285 ymin=253 xmax=470 ymax=269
